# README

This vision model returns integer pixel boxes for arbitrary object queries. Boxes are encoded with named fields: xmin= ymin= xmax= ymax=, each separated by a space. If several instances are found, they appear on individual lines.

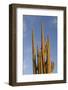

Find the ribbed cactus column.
xmin=32 ymin=28 xmax=36 ymax=74
xmin=47 ymin=36 xmax=51 ymax=73
xmin=41 ymin=24 xmax=46 ymax=73
xmin=37 ymin=47 xmax=43 ymax=74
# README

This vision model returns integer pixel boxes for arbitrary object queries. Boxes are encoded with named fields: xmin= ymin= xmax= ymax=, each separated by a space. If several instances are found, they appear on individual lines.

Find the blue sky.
xmin=23 ymin=15 xmax=57 ymax=74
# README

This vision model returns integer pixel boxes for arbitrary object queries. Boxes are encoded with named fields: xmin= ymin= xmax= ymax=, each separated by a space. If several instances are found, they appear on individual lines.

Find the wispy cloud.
xmin=48 ymin=17 xmax=57 ymax=25
xmin=23 ymin=21 xmax=28 ymax=38
xmin=52 ymin=18 xmax=57 ymax=24
xmin=23 ymin=62 xmax=29 ymax=74
xmin=24 ymin=62 xmax=28 ymax=70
